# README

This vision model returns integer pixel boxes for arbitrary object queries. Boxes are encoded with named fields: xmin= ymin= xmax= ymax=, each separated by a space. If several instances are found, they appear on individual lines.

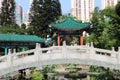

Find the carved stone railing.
xmin=0 ymin=42 xmax=120 ymax=76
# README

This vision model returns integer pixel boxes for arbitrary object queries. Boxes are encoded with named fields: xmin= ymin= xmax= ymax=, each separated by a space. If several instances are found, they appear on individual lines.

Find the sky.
xmin=15 ymin=0 xmax=101 ymax=14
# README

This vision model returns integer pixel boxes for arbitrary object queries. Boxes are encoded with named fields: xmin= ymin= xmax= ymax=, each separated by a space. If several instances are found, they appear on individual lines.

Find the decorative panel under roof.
xmin=50 ymin=16 xmax=91 ymax=31
xmin=0 ymin=34 xmax=45 ymax=43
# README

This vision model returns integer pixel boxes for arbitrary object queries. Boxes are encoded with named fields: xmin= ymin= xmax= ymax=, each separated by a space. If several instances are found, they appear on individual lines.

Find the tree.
xmin=21 ymin=23 xmax=27 ymax=29
xmin=0 ymin=0 xmax=16 ymax=26
xmin=115 ymin=1 xmax=120 ymax=16
xmin=87 ymin=6 xmax=120 ymax=80
xmin=86 ymin=7 xmax=105 ymax=48
xmin=29 ymin=0 xmax=62 ymax=37
xmin=0 ymin=25 xmax=27 ymax=34
xmin=86 ymin=7 xmax=120 ymax=49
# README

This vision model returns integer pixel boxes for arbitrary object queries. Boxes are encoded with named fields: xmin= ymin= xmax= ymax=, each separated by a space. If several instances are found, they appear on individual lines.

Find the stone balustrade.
xmin=0 ymin=41 xmax=120 ymax=76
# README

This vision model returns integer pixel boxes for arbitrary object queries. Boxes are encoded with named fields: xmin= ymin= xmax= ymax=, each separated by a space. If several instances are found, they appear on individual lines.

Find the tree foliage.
xmin=86 ymin=7 xmax=120 ymax=50
xmin=87 ymin=6 xmax=120 ymax=80
xmin=29 ymin=0 xmax=62 ymax=37
xmin=0 ymin=0 xmax=16 ymax=26
xmin=0 ymin=25 xmax=27 ymax=34
xmin=115 ymin=1 xmax=120 ymax=16
xmin=0 ymin=0 xmax=28 ymax=35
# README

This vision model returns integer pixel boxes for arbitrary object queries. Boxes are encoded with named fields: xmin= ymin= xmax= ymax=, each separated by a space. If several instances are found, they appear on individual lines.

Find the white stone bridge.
xmin=0 ymin=42 xmax=120 ymax=76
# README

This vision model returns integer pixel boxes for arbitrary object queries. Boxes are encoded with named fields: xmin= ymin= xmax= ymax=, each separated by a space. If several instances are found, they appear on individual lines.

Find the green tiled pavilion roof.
xmin=50 ymin=16 xmax=91 ymax=31
xmin=0 ymin=34 xmax=45 ymax=43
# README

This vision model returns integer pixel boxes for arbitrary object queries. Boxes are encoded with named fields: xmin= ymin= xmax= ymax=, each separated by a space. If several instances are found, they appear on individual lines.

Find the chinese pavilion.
xmin=50 ymin=15 xmax=91 ymax=46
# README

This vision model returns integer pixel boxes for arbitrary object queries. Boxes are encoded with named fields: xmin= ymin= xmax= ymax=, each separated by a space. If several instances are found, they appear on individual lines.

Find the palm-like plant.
xmin=42 ymin=65 xmax=57 ymax=80
xmin=30 ymin=71 xmax=44 ymax=80
xmin=66 ymin=64 xmax=77 ymax=73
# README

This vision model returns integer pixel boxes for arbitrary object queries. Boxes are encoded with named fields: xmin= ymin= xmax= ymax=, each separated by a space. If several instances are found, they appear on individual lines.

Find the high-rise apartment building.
xmin=71 ymin=0 xmax=94 ymax=22
xmin=23 ymin=11 xmax=29 ymax=27
xmin=29 ymin=0 xmax=33 ymax=11
xmin=0 ymin=0 xmax=3 ymax=12
xmin=22 ymin=0 xmax=33 ymax=27
xmin=15 ymin=4 xmax=23 ymax=26
xmin=30 ymin=0 xmax=33 ymax=6
xmin=0 ymin=0 xmax=3 ymax=7
xmin=0 ymin=1 xmax=23 ymax=26
xmin=101 ymin=0 xmax=118 ymax=9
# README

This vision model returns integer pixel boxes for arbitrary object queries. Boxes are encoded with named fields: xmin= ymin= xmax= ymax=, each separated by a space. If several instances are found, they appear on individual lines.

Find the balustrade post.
xmin=63 ymin=41 xmax=66 ymax=46
xmin=62 ymin=41 xmax=67 ymax=58
xmin=52 ymin=43 xmax=55 ymax=46
xmin=118 ymin=47 xmax=120 ymax=64
xmin=4 ymin=49 xmax=11 ymax=80
xmin=7 ymin=49 xmax=12 ymax=67
xmin=90 ymin=42 xmax=94 ymax=48
xmin=35 ymin=43 xmax=40 ymax=58
xmin=86 ymin=43 xmax=90 ymax=55
xmin=90 ymin=42 xmax=95 ymax=59
xmin=13 ymin=49 xmax=17 ymax=60
xmin=111 ymin=47 xmax=116 ymax=57
xmin=13 ymin=49 xmax=16 ymax=53
xmin=86 ymin=43 xmax=90 ymax=47
xmin=36 ymin=43 xmax=40 ymax=49
xmin=35 ymin=43 xmax=41 ymax=66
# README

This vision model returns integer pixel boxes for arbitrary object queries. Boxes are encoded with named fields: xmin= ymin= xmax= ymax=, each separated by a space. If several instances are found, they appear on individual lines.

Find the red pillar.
xmin=57 ymin=33 xmax=60 ymax=46
xmin=80 ymin=33 xmax=84 ymax=45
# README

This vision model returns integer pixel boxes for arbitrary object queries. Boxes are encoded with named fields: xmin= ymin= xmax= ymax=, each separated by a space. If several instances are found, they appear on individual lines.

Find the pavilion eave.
xmin=50 ymin=16 xmax=91 ymax=32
